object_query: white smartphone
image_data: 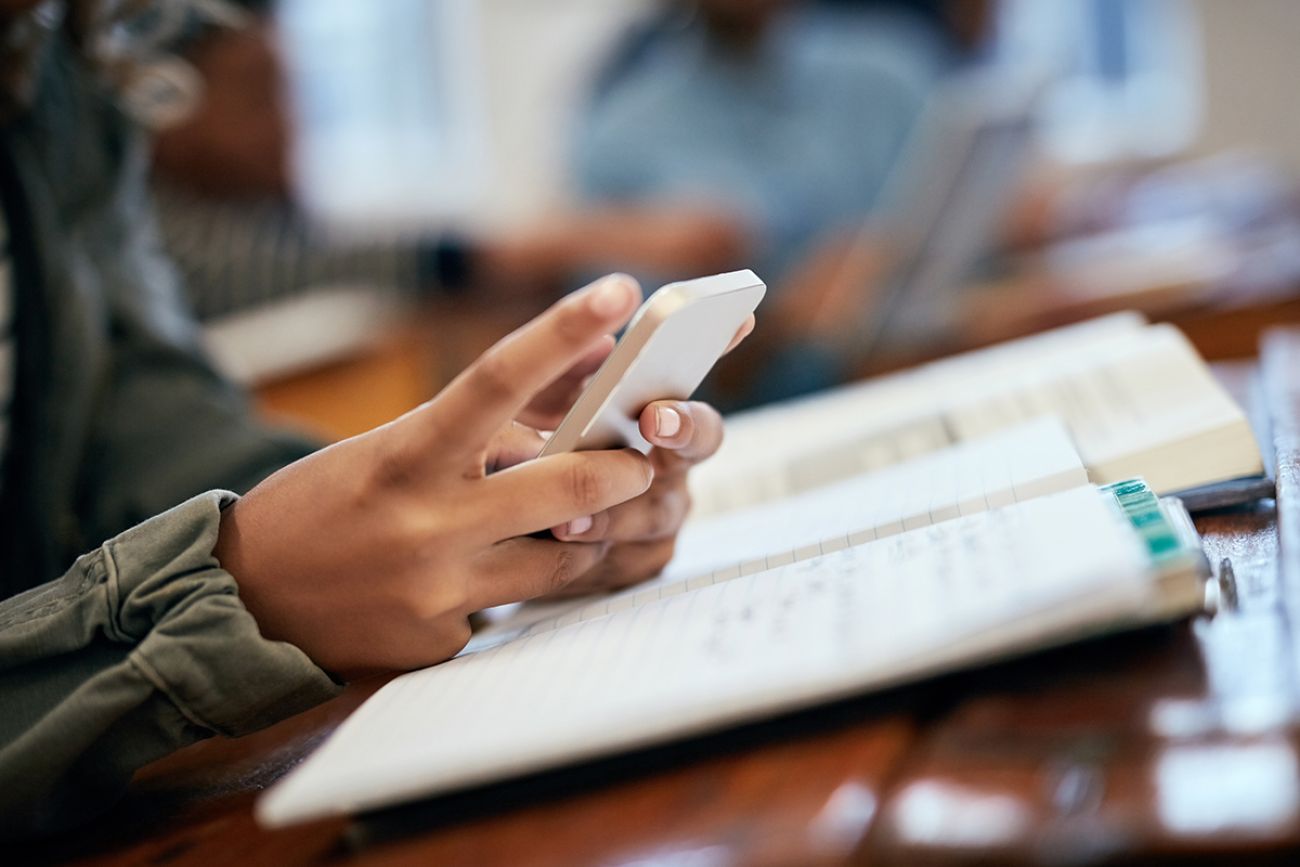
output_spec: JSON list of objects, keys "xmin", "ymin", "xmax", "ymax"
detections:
[{"xmin": 538, "ymin": 270, "xmax": 766, "ymax": 456}]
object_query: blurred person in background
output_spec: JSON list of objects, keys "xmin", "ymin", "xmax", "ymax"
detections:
[
  {"xmin": 149, "ymin": 4, "xmax": 748, "ymax": 323},
  {"xmin": 0, "ymin": 0, "xmax": 749, "ymax": 836},
  {"xmin": 573, "ymin": 0, "xmax": 992, "ymax": 405}
]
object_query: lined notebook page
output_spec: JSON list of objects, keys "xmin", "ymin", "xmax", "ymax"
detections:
[
  {"xmin": 692, "ymin": 322, "xmax": 1257, "ymax": 516},
  {"xmin": 259, "ymin": 486, "xmax": 1163, "ymax": 827},
  {"xmin": 469, "ymin": 418, "xmax": 1086, "ymax": 651}
]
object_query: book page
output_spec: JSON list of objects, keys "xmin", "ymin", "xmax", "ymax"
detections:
[
  {"xmin": 259, "ymin": 485, "xmax": 1173, "ymax": 828},
  {"xmin": 691, "ymin": 321, "xmax": 1260, "ymax": 516},
  {"xmin": 689, "ymin": 312, "xmax": 1147, "ymax": 515},
  {"xmin": 469, "ymin": 418, "xmax": 1087, "ymax": 652}
]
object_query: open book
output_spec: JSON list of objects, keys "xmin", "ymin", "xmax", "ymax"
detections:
[
  {"xmin": 688, "ymin": 313, "xmax": 1266, "ymax": 517},
  {"xmin": 259, "ymin": 469, "xmax": 1208, "ymax": 827}
]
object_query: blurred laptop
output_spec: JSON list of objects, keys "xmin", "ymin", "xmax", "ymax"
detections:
[{"xmin": 841, "ymin": 68, "xmax": 1044, "ymax": 370}]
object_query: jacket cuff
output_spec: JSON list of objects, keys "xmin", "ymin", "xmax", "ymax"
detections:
[{"xmin": 103, "ymin": 490, "xmax": 341, "ymax": 737}]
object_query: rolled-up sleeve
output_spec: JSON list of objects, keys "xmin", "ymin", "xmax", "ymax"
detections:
[{"xmin": 0, "ymin": 490, "xmax": 341, "ymax": 838}]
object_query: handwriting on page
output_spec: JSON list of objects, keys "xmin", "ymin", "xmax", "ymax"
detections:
[
  {"xmin": 271, "ymin": 486, "xmax": 1151, "ymax": 825},
  {"xmin": 466, "ymin": 420, "xmax": 1087, "ymax": 654}
]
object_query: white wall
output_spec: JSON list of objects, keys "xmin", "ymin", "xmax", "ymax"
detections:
[
  {"xmin": 1190, "ymin": 0, "xmax": 1300, "ymax": 176},
  {"xmin": 474, "ymin": 0, "xmax": 653, "ymax": 227}
]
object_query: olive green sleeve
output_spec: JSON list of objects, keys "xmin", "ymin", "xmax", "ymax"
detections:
[{"xmin": 0, "ymin": 490, "xmax": 342, "ymax": 838}]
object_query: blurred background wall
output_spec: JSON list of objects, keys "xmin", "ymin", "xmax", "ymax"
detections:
[
  {"xmin": 1191, "ymin": 0, "xmax": 1300, "ymax": 176},
  {"xmin": 473, "ymin": 0, "xmax": 1300, "ymax": 230},
  {"xmin": 212, "ymin": 0, "xmax": 1300, "ymax": 433},
  {"xmin": 475, "ymin": 0, "xmax": 653, "ymax": 227}
]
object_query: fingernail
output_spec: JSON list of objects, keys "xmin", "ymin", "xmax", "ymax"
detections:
[
  {"xmin": 566, "ymin": 515, "xmax": 593, "ymax": 537},
  {"xmin": 588, "ymin": 276, "xmax": 634, "ymax": 317},
  {"xmin": 656, "ymin": 405, "xmax": 681, "ymax": 438}
]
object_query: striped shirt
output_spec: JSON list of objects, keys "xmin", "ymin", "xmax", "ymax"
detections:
[{"xmin": 151, "ymin": 182, "xmax": 431, "ymax": 321}]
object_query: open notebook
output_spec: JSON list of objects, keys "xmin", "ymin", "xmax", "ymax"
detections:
[
  {"xmin": 688, "ymin": 313, "xmax": 1266, "ymax": 517},
  {"xmin": 467, "ymin": 417, "xmax": 1087, "ymax": 651},
  {"xmin": 257, "ymin": 315, "xmax": 1239, "ymax": 827},
  {"xmin": 259, "ymin": 471, "xmax": 1209, "ymax": 827}
]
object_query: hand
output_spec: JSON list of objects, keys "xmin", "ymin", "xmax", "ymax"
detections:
[
  {"xmin": 215, "ymin": 275, "xmax": 659, "ymax": 677},
  {"xmin": 544, "ymin": 398, "xmax": 731, "ymax": 596},
  {"xmin": 493, "ymin": 318, "xmax": 755, "ymax": 598}
]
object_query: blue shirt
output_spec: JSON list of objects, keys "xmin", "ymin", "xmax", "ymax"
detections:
[{"xmin": 573, "ymin": 8, "xmax": 945, "ymax": 288}]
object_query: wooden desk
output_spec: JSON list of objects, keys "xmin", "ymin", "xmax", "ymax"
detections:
[
  {"xmin": 21, "ymin": 332, "xmax": 1300, "ymax": 867},
  {"xmin": 251, "ymin": 297, "xmax": 546, "ymax": 441}
]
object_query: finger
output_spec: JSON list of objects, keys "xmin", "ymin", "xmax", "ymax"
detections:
[
  {"xmin": 554, "ymin": 482, "xmax": 689, "ymax": 543},
  {"xmin": 550, "ymin": 507, "xmax": 610, "ymax": 543},
  {"xmin": 516, "ymin": 335, "xmax": 616, "ymax": 430},
  {"xmin": 470, "ymin": 448, "xmax": 653, "ymax": 542},
  {"xmin": 426, "ymin": 274, "xmax": 641, "ymax": 457},
  {"xmin": 486, "ymin": 421, "xmax": 547, "ymax": 474},
  {"xmin": 723, "ymin": 313, "xmax": 756, "ymax": 355},
  {"xmin": 470, "ymin": 537, "xmax": 610, "ymax": 609},
  {"xmin": 542, "ymin": 537, "xmax": 677, "ymax": 598},
  {"xmin": 638, "ymin": 400, "xmax": 725, "ymax": 466}
]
